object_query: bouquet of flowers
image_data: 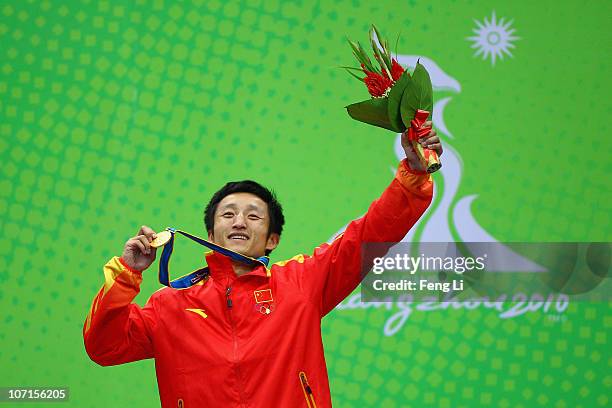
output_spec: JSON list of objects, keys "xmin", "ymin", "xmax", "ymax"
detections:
[{"xmin": 343, "ymin": 25, "xmax": 441, "ymax": 173}]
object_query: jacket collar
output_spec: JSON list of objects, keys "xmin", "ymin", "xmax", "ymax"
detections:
[{"xmin": 205, "ymin": 251, "xmax": 270, "ymax": 280}]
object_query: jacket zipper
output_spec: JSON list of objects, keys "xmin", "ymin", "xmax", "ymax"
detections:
[
  {"xmin": 227, "ymin": 285, "xmax": 247, "ymax": 406},
  {"xmin": 299, "ymin": 371, "xmax": 317, "ymax": 408}
]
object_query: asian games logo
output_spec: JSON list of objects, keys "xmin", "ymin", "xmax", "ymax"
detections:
[{"xmin": 331, "ymin": 27, "xmax": 569, "ymax": 335}]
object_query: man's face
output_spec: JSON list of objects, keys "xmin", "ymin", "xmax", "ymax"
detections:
[{"xmin": 208, "ymin": 192, "xmax": 279, "ymax": 259}]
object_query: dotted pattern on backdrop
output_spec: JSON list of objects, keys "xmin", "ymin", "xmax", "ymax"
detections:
[{"xmin": 0, "ymin": 1, "xmax": 610, "ymax": 407}]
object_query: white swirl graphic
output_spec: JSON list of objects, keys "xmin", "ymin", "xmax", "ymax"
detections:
[{"xmin": 331, "ymin": 53, "xmax": 557, "ymax": 334}]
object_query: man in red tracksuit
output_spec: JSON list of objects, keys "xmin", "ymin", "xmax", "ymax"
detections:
[{"xmin": 83, "ymin": 126, "xmax": 442, "ymax": 407}]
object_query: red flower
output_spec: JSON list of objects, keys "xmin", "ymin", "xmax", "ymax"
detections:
[
  {"xmin": 362, "ymin": 64, "xmax": 392, "ymax": 97},
  {"xmin": 391, "ymin": 59, "xmax": 405, "ymax": 81}
]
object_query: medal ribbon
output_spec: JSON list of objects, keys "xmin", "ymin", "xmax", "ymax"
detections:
[{"xmin": 158, "ymin": 228, "xmax": 270, "ymax": 289}]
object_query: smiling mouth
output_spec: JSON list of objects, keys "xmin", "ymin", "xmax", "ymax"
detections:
[{"xmin": 228, "ymin": 233, "xmax": 249, "ymax": 241}]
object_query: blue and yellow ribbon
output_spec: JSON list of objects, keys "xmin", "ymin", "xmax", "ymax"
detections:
[{"xmin": 158, "ymin": 228, "xmax": 270, "ymax": 289}]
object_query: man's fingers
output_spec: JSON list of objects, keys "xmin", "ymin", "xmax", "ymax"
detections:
[
  {"xmin": 421, "ymin": 135, "xmax": 439, "ymax": 146},
  {"xmin": 426, "ymin": 143, "xmax": 443, "ymax": 155},
  {"xmin": 405, "ymin": 124, "xmax": 443, "ymax": 158},
  {"xmin": 400, "ymin": 129, "xmax": 410, "ymax": 149},
  {"xmin": 138, "ymin": 225, "xmax": 157, "ymax": 241},
  {"xmin": 130, "ymin": 238, "xmax": 148, "ymax": 255},
  {"xmin": 135, "ymin": 235, "xmax": 152, "ymax": 254},
  {"xmin": 416, "ymin": 130, "xmax": 443, "ymax": 155},
  {"xmin": 419, "ymin": 130, "xmax": 438, "ymax": 146}
]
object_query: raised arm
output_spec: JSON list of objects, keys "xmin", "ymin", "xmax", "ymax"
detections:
[
  {"xmin": 83, "ymin": 226, "xmax": 159, "ymax": 366},
  {"xmin": 287, "ymin": 124, "xmax": 440, "ymax": 316}
]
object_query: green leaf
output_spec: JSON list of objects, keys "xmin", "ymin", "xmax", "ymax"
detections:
[
  {"xmin": 371, "ymin": 25, "xmax": 392, "ymax": 73},
  {"xmin": 339, "ymin": 65, "xmax": 363, "ymax": 72},
  {"xmin": 346, "ymin": 97, "xmax": 396, "ymax": 132},
  {"xmin": 343, "ymin": 67, "xmax": 364, "ymax": 81},
  {"xmin": 371, "ymin": 41, "xmax": 392, "ymax": 79},
  {"xmin": 412, "ymin": 61, "xmax": 434, "ymax": 112},
  {"xmin": 348, "ymin": 43, "xmax": 362, "ymax": 63},
  {"xmin": 372, "ymin": 25, "xmax": 386, "ymax": 50},
  {"xmin": 380, "ymin": 48, "xmax": 392, "ymax": 74},
  {"xmin": 394, "ymin": 32, "xmax": 401, "ymax": 60},
  {"xmin": 387, "ymin": 71, "xmax": 412, "ymax": 132},
  {"xmin": 357, "ymin": 41, "xmax": 376, "ymax": 72},
  {"xmin": 400, "ymin": 62, "xmax": 433, "ymax": 127},
  {"xmin": 348, "ymin": 39, "xmax": 372, "ymax": 71}
]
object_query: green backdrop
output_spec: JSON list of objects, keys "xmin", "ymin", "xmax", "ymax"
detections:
[{"xmin": 1, "ymin": 0, "xmax": 610, "ymax": 406}]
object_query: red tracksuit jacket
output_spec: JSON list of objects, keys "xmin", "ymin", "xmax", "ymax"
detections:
[{"xmin": 83, "ymin": 160, "xmax": 433, "ymax": 407}]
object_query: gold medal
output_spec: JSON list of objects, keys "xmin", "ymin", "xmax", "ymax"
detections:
[{"xmin": 150, "ymin": 230, "xmax": 172, "ymax": 248}]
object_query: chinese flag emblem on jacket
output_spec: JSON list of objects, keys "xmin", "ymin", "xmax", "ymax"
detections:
[{"xmin": 254, "ymin": 289, "xmax": 273, "ymax": 303}]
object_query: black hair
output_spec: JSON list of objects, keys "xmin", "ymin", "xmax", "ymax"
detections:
[{"xmin": 204, "ymin": 180, "xmax": 285, "ymax": 255}]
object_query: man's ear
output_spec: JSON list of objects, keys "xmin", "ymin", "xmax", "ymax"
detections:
[
  {"xmin": 265, "ymin": 233, "xmax": 280, "ymax": 252},
  {"xmin": 208, "ymin": 231, "xmax": 214, "ymax": 241}
]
